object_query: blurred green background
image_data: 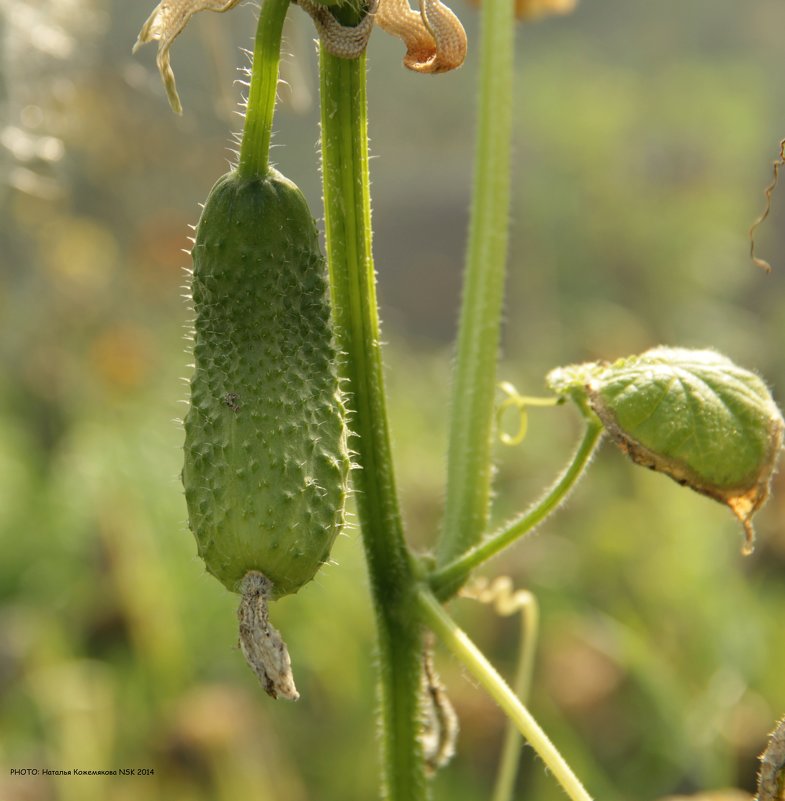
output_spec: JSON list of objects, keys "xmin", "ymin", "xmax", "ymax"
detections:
[{"xmin": 1, "ymin": 1, "xmax": 785, "ymax": 800}]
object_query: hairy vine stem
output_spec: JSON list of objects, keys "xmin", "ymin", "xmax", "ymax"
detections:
[
  {"xmin": 438, "ymin": 0, "xmax": 516, "ymax": 570},
  {"xmin": 319, "ymin": 37, "xmax": 426, "ymax": 801},
  {"xmin": 432, "ymin": 421, "xmax": 604, "ymax": 598},
  {"xmin": 417, "ymin": 588, "xmax": 594, "ymax": 801},
  {"xmin": 237, "ymin": 0, "xmax": 290, "ymax": 178}
]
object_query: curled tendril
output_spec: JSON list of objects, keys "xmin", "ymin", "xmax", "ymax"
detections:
[
  {"xmin": 496, "ymin": 381, "xmax": 562, "ymax": 447},
  {"xmin": 461, "ymin": 576, "xmax": 540, "ymax": 801},
  {"xmin": 461, "ymin": 575, "xmax": 536, "ymax": 618},
  {"xmin": 497, "ymin": 382, "xmax": 530, "ymax": 446},
  {"xmin": 749, "ymin": 138, "xmax": 785, "ymax": 273}
]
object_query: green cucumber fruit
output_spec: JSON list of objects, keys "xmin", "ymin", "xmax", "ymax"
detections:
[{"xmin": 183, "ymin": 168, "xmax": 350, "ymax": 600}]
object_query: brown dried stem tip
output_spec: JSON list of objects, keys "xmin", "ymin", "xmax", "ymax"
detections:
[{"xmin": 238, "ymin": 572, "xmax": 299, "ymax": 701}]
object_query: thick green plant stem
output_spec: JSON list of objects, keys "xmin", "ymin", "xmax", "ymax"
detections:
[
  {"xmin": 417, "ymin": 589, "xmax": 594, "ymax": 801},
  {"xmin": 319, "ymin": 48, "xmax": 426, "ymax": 801},
  {"xmin": 237, "ymin": 0, "xmax": 290, "ymax": 178},
  {"xmin": 432, "ymin": 421, "xmax": 604, "ymax": 598},
  {"xmin": 438, "ymin": 0, "xmax": 516, "ymax": 568}
]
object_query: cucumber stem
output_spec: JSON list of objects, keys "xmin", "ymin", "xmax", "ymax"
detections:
[
  {"xmin": 238, "ymin": 0, "xmax": 290, "ymax": 179},
  {"xmin": 490, "ymin": 588, "xmax": 539, "ymax": 801},
  {"xmin": 437, "ymin": 0, "xmax": 516, "ymax": 569},
  {"xmin": 417, "ymin": 588, "xmax": 594, "ymax": 801},
  {"xmin": 431, "ymin": 421, "xmax": 604, "ymax": 598},
  {"xmin": 319, "ymin": 48, "xmax": 426, "ymax": 801}
]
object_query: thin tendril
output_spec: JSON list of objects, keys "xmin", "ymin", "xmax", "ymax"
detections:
[{"xmin": 749, "ymin": 138, "xmax": 785, "ymax": 273}]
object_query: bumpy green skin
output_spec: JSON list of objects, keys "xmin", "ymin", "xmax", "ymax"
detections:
[{"xmin": 183, "ymin": 169, "xmax": 350, "ymax": 599}]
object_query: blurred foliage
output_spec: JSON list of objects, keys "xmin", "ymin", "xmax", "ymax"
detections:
[{"xmin": 1, "ymin": 1, "xmax": 785, "ymax": 800}]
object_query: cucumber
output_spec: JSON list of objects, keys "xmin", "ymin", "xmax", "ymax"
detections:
[{"xmin": 183, "ymin": 168, "xmax": 350, "ymax": 602}]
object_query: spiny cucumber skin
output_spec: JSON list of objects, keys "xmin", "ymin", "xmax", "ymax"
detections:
[{"xmin": 183, "ymin": 169, "xmax": 350, "ymax": 600}]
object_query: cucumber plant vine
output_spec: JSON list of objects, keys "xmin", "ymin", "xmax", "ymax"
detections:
[{"xmin": 134, "ymin": 1, "xmax": 785, "ymax": 799}]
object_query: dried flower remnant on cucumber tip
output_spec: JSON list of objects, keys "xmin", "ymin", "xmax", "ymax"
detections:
[
  {"xmin": 238, "ymin": 572, "xmax": 299, "ymax": 701},
  {"xmin": 547, "ymin": 347, "xmax": 784, "ymax": 553}
]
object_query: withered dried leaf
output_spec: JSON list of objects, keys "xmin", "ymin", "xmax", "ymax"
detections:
[{"xmin": 134, "ymin": 0, "xmax": 242, "ymax": 114}]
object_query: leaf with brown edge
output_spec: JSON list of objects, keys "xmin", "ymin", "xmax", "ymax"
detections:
[
  {"xmin": 547, "ymin": 347, "xmax": 784, "ymax": 553},
  {"xmin": 758, "ymin": 717, "xmax": 785, "ymax": 801}
]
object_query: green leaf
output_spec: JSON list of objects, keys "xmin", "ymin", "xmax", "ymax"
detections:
[{"xmin": 547, "ymin": 347, "xmax": 784, "ymax": 552}]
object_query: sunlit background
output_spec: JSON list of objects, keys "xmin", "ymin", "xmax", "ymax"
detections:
[{"xmin": 1, "ymin": 1, "xmax": 785, "ymax": 800}]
